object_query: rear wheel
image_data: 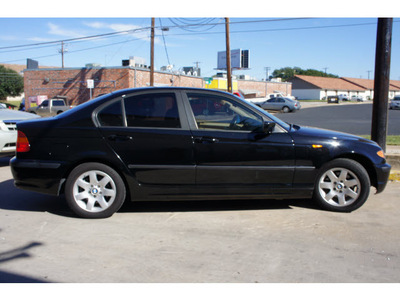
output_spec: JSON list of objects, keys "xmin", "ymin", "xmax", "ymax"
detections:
[
  {"xmin": 65, "ymin": 163, "xmax": 126, "ymax": 218},
  {"xmin": 282, "ymin": 106, "xmax": 290, "ymax": 113},
  {"xmin": 313, "ymin": 158, "xmax": 370, "ymax": 212}
]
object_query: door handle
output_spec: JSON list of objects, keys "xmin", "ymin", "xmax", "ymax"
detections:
[
  {"xmin": 108, "ymin": 134, "xmax": 133, "ymax": 141},
  {"xmin": 194, "ymin": 137, "xmax": 219, "ymax": 144}
]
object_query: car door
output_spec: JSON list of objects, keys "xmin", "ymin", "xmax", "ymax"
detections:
[
  {"xmin": 96, "ymin": 91, "xmax": 195, "ymax": 187},
  {"xmin": 182, "ymin": 91, "xmax": 295, "ymax": 193},
  {"xmin": 36, "ymin": 100, "xmax": 50, "ymax": 117}
]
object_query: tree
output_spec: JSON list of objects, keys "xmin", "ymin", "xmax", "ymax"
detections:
[
  {"xmin": 271, "ymin": 67, "xmax": 339, "ymax": 82},
  {"xmin": 0, "ymin": 65, "xmax": 24, "ymax": 100}
]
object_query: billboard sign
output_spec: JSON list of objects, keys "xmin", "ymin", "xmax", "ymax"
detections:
[{"xmin": 217, "ymin": 49, "xmax": 249, "ymax": 70}]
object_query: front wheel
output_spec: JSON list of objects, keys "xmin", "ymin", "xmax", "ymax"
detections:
[
  {"xmin": 65, "ymin": 163, "xmax": 126, "ymax": 218},
  {"xmin": 313, "ymin": 158, "xmax": 370, "ymax": 212}
]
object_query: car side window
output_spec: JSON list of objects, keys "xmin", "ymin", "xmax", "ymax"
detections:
[
  {"xmin": 187, "ymin": 93, "xmax": 263, "ymax": 132},
  {"xmin": 53, "ymin": 100, "xmax": 64, "ymax": 106},
  {"xmin": 98, "ymin": 100, "xmax": 124, "ymax": 127},
  {"xmin": 124, "ymin": 93, "xmax": 181, "ymax": 128}
]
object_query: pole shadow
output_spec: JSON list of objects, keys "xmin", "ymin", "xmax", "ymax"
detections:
[{"xmin": 0, "ymin": 242, "xmax": 50, "ymax": 283}]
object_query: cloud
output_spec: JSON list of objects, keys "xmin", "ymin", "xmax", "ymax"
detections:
[
  {"xmin": 47, "ymin": 22, "xmax": 84, "ymax": 38},
  {"xmin": 83, "ymin": 21, "xmax": 160, "ymax": 44}
]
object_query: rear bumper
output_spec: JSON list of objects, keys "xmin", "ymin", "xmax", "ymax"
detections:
[
  {"xmin": 10, "ymin": 157, "xmax": 65, "ymax": 195},
  {"xmin": 374, "ymin": 162, "xmax": 391, "ymax": 193}
]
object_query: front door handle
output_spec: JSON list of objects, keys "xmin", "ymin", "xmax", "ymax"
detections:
[
  {"xmin": 108, "ymin": 134, "xmax": 133, "ymax": 141},
  {"xmin": 194, "ymin": 137, "xmax": 219, "ymax": 144}
]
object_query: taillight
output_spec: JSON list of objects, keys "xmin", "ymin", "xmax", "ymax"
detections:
[{"xmin": 16, "ymin": 131, "xmax": 30, "ymax": 152}]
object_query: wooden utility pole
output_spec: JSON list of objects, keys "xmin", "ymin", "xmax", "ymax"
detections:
[
  {"xmin": 225, "ymin": 18, "xmax": 232, "ymax": 93},
  {"xmin": 59, "ymin": 41, "xmax": 67, "ymax": 68},
  {"xmin": 150, "ymin": 18, "xmax": 155, "ymax": 87},
  {"xmin": 371, "ymin": 18, "xmax": 393, "ymax": 152}
]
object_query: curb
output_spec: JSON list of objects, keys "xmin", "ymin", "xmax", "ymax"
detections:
[
  {"xmin": 387, "ymin": 154, "xmax": 400, "ymax": 181},
  {"xmin": 389, "ymin": 172, "xmax": 400, "ymax": 181}
]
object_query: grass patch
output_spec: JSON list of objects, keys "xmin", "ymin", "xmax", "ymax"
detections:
[{"xmin": 359, "ymin": 135, "xmax": 400, "ymax": 146}]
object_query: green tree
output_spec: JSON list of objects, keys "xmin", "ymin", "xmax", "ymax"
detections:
[
  {"xmin": 0, "ymin": 65, "xmax": 24, "ymax": 100},
  {"xmin": 271, "ymin": 67, "xmax": 339, "ymax": 82}
]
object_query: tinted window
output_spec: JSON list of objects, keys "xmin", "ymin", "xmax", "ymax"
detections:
[
  {"xmin": 188, "ymin": 93, "xmax": 263, "ymax": 132},
  {"xmin": 124, "ymin": 93, "xmax": 181, "ymax": 128},
  {"xmin": 52, "ymin": 100, "xmax": 65, "ymax": 106},
  {"xmin": 41, "ymin": 100, "xmax": 49, "ymax": 107},
  {"xmin": 98, "ymin": 100, "xmax": 124, "ymax": 127}
]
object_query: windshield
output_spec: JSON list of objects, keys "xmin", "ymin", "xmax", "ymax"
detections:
[{"xmin": 246, "ymin": 100, "xmax": 291, "ymax": 131}]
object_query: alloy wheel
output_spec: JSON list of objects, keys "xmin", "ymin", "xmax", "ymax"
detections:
[
  {"xmin": 72, "ymin": 170, "xmax": 117, "ymax": 213},
  {"xmin": 318, "ymin": 167, "xmax": 361, "ymax": 207}
]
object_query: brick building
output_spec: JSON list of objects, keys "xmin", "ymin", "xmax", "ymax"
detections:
[{"xmin": 23, "ymin": 66, "xmax": 292, "ymax": 106}]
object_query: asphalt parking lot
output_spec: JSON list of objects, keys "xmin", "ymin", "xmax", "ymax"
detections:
[{"xmin": 0, "ymin": 157, "xmax": 399, "ymax": 283}]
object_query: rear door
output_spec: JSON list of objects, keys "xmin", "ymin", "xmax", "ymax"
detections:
[{"xmin": 96, "ymin": 90, "xmax": 195, "ymax": 187}]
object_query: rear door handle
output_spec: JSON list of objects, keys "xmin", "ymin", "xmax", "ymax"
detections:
[
  {"xmin": 194, "ymin": 137, "xmax": 219, "ymax": 144},
  {"xmin": 108, "ymin": 134, "xmax": 133, "ymax": 141}
]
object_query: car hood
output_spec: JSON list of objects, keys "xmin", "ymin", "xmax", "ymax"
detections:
[
  {"xmin": 291, "ymin": 124, "xmax": 376, "ymax": 144},
  {"xmin": 0, "ymin": 109, "xmax": 41, "ymax": 121}
]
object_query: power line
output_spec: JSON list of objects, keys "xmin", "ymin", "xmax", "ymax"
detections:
[
  {"xmin": 2, "ymin": 18, "xmax": 398, "ymax": 66},
  {"xmin": 159, "ymin": 18, "xmax": 171, "ymax": 66},
  {"xmin": 0, "ymin": 18, "xmax": 308, "ymax": 51}
]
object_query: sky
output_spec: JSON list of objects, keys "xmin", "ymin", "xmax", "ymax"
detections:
[{"xmin": 1, "ymin": 1, "xmax": 400, "ymax": 81}]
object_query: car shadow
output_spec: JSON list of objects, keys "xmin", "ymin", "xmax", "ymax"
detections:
[
  {"xmin": 0, "ymin": 178, "xmax": 321, "ymax": 218},
  {"xmin": 119, "ymin": 196, "xmax": 320, "ymax": 214},
  {"xmin": 0, "ymin": 157, "xmax": 11, "ymax": 168},
  {"xmin": 0, "ymin": 179, "xmax": 75, "ymax": 218}
]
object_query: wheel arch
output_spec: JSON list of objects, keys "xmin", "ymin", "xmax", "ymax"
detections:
[
  {"xmin": 58, "ymin": 157, "xmax": 132, "ymax": 201},
  {"xmin": 334, "ymin": 153, "xmax": 377, "ymax": 189}
]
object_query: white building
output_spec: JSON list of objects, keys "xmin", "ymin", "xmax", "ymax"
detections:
[{"xmin": 290, "ymin": 75, "xmax": 400, "ymax": 100}]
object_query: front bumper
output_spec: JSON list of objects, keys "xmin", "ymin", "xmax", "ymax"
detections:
[{"xmin": 374, "ymin": 162, "xmax": 391, "ymax": 193}]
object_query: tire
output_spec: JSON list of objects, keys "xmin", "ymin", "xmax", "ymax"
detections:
[
  {"xmin": 282, "ymin": 106, "xmax": 290, "ymax": 113},
  {"xmin": 313, "ymin": 158, "xmax": 370, "ymax": 212},
  {"xmin": 65, "ymin": 163, "xmax": 126, "ymax": 218}
]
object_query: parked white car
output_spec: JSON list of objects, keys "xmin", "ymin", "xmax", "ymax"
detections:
[
  {"xmin": 351, "ymin": 95, "xmax": 366, "ymax": 102},
  {"xmin": 390, "ymin": 96, "xmax": 400, "ymax": 110},
  {"xmin": 0, "ymin": 106, "xmax": 40, "ymax": 157}
]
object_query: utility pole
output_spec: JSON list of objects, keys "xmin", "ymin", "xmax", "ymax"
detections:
[
  {"xmin": 225, "ymin": 18, "xmax": 232, "ymax": 93},
  {"xmin": 371, "ymin": 18, "xmax": 393, "ymax": 152},
  {"xmin": 59, "ymin": 41, "xmax": 67, "ymax": 68},
  {"xmin": 323, "ymin": 67, "xmax": 328, "ymax": 75},
  {"xmin": 150, "ymin": 18, "xmax": 155, "ymax": 87},
  {"xmin": 367, "ymin": 70, "xmax": 372, "ymax": 80},
  {"xmin": 265, "ymin": 67, "xmax": 270, "ymax": 81}
]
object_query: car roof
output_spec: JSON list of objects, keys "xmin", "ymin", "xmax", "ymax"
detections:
[{"xmin": 108, "ymin": 87, "xmax": 234, "ymax": 98}]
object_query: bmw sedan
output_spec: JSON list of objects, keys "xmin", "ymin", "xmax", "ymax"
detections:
[
  {"xmin": 11, "ymin": 87, "xmax": 391, "ymax": 218},
  {"xmin": 259, "ymin": 97, "xmax": 301, "ymax": 113}
]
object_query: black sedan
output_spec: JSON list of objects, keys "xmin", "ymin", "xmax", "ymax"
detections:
[{"xmin": 11, "ymin": 87, "xmax": 391, "ymax": 218}]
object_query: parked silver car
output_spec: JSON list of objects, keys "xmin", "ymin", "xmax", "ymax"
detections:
[
  {"xmin": 259, "ymin": 97, "xmax": 301, "ymax": 113},
  {"xmin": 0, "ymin": 106, "xmax": 40, "ymax": 157},
  {"xmin": 389, "ymin": 96, "xmax": 400, "ymax": 110}
]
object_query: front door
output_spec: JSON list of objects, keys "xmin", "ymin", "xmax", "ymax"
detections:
[{"xmin": 184, "ymin": 92, "xmax": 295, "ymax": 193}]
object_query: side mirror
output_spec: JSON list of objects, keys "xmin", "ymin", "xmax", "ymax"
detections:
[{"xmin": 263, "ymin": 121, "xmax": 275, "ymax": 134}]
